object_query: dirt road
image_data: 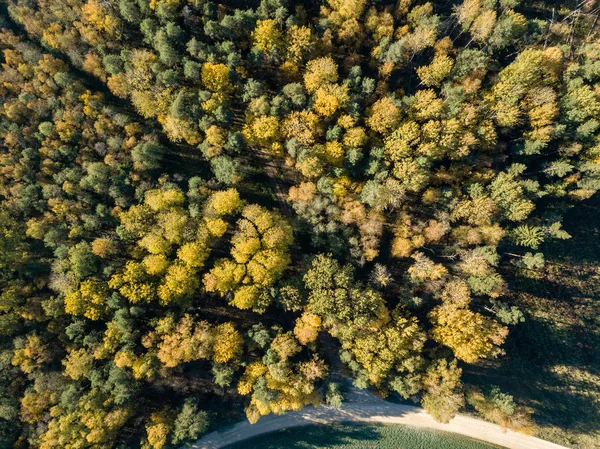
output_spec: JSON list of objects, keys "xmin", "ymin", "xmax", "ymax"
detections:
[{"xmin": 187, "ymin": 387, "xmax": 567, "ymax": 449}]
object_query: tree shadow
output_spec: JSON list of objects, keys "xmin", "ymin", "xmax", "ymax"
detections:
[
  {"xmin": 466, "ymin": 195, "xmax": 600, "ymax": 440},
  {"xmin": 226, "ymin": 423, "xmax": 381, "ymax": 449}
]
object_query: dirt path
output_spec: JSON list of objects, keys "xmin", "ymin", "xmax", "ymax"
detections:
[{"xmin": 187, "ymin": 387, "xmax": 567, "ymax": 449}]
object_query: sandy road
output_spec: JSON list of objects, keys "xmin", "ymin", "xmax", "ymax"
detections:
[{"xmin": 187, "ymin": 387, "xmax": 567, "ymax": 449}]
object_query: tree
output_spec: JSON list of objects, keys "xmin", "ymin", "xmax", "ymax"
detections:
[
  {"xmin": 304, "ymin": 57, "xmax": 338, "ymax": 93},
  {"xmin": 313, "ymin": 84, "xmax": 349, "ymax": 117},
  {"xmin": 3, "ymin": 2, "xmax": 600, "ymax": 445},
  {"xmin": 467, "ymin": 386, "xmax": 535, "ymax": 433},
  {"xmin": 204, "ymin": 205, "xmax": 292, "ymax": 311},
  {"xmin": 201, "ymin": 62, "xmax": 232, "ymax": 93},
  {"xmin": 171, "ymin": 399, "xmax": 209, "ymax": 444},
  {"xmin": 417, "ymin": 55, "xmax": 454, "ymax": 87},
  {"xmin": 366, "ymin": 97, "xmax": 401, "ymax": 134},
  {"xmin": 205, "ymin": 188, "xmax": 244, "ymax": 217},
  {"xmin": 421, "ymin": 359, "xmax": 464, "ymax": 423},
  {"xmin": 321, "ymin": 0, "xmax": 367, "ymax": 45},
  {"xmin": 303, "ymin": 254, "xmax": 388, "ymax": 335},
  {"xmin": 294, "ymin": 312, "xmax": 321, "ymax": 345},
  {"xmin": 211, "ymin": 156, "xmax": 241, "ymax": 185},
  {"xmin": 408, "ymin": 252, "xmax": 448, "ymax": 283},
  {"xmin": 213, "ymin": 323, "xmax": 243, "ymax": 364},
  {"xmin": 429, "ymin": 280, "xmax": 508, "ymax": 363},
  {"xmin": 145, "ymin": 409, "xmax": 173, "ymax": 449},
  {"xmin": 62, "ymin": 348, "xmax": 94, "ymax": 380},
  {"xmin": 68, "ymin": 242, "xmax": 99, "ymax": 280},
  {"xmin": 252, "ymin": 20, "xmax": 283, "ymax": 56},
  {"xmin": 155, "ymin": 315, "xmax": 214, "ymax": 367},
  {"xmin": 325, "ymin": 382, "xmax": 344, "ymax": 408},
  {"xmin": 12, "ymin": 333, "xmax": 51, "ymax": 374},
  {"xmin": 157, "ymin": 262, "xmax": 200, "ymax": 305},
  {"xmin": 64, "ymin": 279, "xmax": 109, "ymax": 320}
]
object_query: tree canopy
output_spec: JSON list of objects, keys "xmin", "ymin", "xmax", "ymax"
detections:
[{"xmin": 1, "ymin": 0, "xmax": 600, "ymax": 446}]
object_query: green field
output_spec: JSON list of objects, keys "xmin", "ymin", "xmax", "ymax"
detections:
[{"xmin": 225, "ymin": 423, "xmax": 504, "ymax": 449}]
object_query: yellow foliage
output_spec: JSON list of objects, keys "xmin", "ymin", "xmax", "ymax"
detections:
[
  {"xmin": 145, "ymin": 188, "xmax": 185, "ymax": 212},
  {"xmin": 367, "ymin": 97, "xmax": 401, "ymax": 134},
  {"xmin": 109, "ymin": 261, "xmax": 155, "ymax": 304},
  {"xmin": 206, "ymin": 189, "xmax": 243, "ymax": 216},
  {"xmin": 20, "ymin": 390, "xmax": 55, "ymax": 424},
  {"xmin": 204, "ymin": 217, "xmax": 228, "ymax": 237},
  {"xmin": 271, "ymin": 332, "xmax": 301, "ymax": 360},
  {"xmin": 343, "ymin": 127, "xmax": 368, "ymax": 147},
  {"xmin": 62, "ymin": 348, "xmax": 94, "ymax": 380},
  {"xmin": 201, "ymin": 62, "xmax": 231, "ymax": 93},
  {"xmin": 412, "ymin": 89, "xmax": 443, "ymax": 120},
  {"xmin": 296, "ymin": 155, "xmax": 323, "ymax": 179},
  {"xmin": 470, "ymin": 9, "xmax": 496, "ymax": 42},
  {"xmin": 203, "ymin": 259, "xmax": 246, "ymax": 294},
  {"xmin": 337, "ymin": 114, "xmax": 355, "ymax": 128},
  {"xmin": 81, "ymin": 0, "xmax": 121, "ymax": 36},
  {"xmin": 365, "ymin": 7, "xmax": 394, "ymax": 41},
  {"xmin": 281, "ymin": 110, "xmax": 321, "ymax": 146},
  {"xmin": 149, "ymin": 0, "xmax": 183, "ymax": 9},
  {"xmin": 41, "ymin": 23, "xmax": 64, "ymax": 49},
  {"xmin": 11, "ymin": 334, "xmax": 50, "ymax": 374},
  {"xmin": 159, "ymin": 210, "xmax": 189, "ymax": 244},
  {"xmin": 313, "ymin": 84, "xmax": 349, "ymax": 116},
  {"xmin": 145, "ymin": 412, "xmax": 172, "ymax": 449},
  {"xmin": 157, "ymin": 263, "xmax": 199, "ymax": 305},
  {"xmin": 285, "ymin": 25, "xmax": 313, "ymax": 65},
  {"xmin": 64, "ymin": 279, "xmax": 109, "ymax": 320},
  {"xmin": 231, "ymin": 285, "xmax": 260, "ymax": 309},
  {"xmin": 324, "ymin": 140, "xmax": 345, "ymax": 165},
  {"xmin": 114, "ymin": 350, "xmax": 136, "ymax": 369},
  {"xmin": 246, "ymin": 115, "xmax": 280, "ymax": 145},
  {"xmin": 391, "ymin": 236, "xmax": 414, "ymax": 258},
  {"xmin": 294, "ymin": 312, "xmax": 322, "ymax": 345},
  {"xmin": 238, "ymin": 361, "xmax": 267, "ymax": 395},
  {"xmin": 177, "ymin": 241, "xmax": 209, "ymax": 268},
  {"xmin": 417, "ymin": 55, "xmax": 454, "ymax": 87},
  {"xmin": 213, "ymin": 323, "xmax": 243, "ymax": 363},
  {"xmin": 91, "ymin": 237, "xmax": 116, "ymax": 258},
  {"xmin": 159, "ymin": 115, "xmax": 201, "ymax": 145},
  {"xmin": 288, "ymin": 182, "xmax": 317, "ymax": 203},
  {"xmin": 304, "ymin": 57, "xmax": 338, "ymax": 93},
  {"xmin": 430, "ymin": 302, "xmax": 508, "ymax": 363},
  {"xmin": 156, "ymin": 315, "xmax": 213, "ymax": 367},
  {"xmin": 408, "ymin": 252, "xmax": 448, "ymax": 281},
  {"xmin": 139, "ymin": 232, "xmax": 171, "ymax": 255},
  {"xmin": 252, "ymin": 20, "xmax": 283, "ymax": 53}
]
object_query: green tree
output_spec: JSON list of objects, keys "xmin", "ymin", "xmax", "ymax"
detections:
[
  {"xmin": 421, "ymin": 359, "xmax": 464, "ymax": 423},
  {"xmin": 171, "ymin": 399, "xmax": 210, "ymax": 444}
]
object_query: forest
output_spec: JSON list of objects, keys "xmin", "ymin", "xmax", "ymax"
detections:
[{"xmin": 0, "ymin": 0, "xmax": 599, "ymax": 447}]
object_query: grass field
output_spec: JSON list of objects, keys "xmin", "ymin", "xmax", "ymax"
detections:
[{"xmin": 225, "ymin": 423, "xmax": 504, "ymax": 449}]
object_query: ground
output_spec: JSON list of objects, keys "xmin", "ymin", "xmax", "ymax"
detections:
[
  {"xmin": 466, "ymin": 196, "xmax": 600, "ymax": 448},
  {"xmin": 225, "ymin": 423, "xmax": 504, "ymax": 449}
]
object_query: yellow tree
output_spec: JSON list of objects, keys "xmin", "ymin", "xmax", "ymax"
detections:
[
  {"xmin": 64, "ymin": 279, "xmax": 109, "ymax": 320},
  {"xmin": 252, "ymin": 19, "xmax": 284, "ymax": 56},
  {"xmin": 304, "ymin": 57, "xmax": 339, "ymax": 93},
  {"xmin": 429, "ymin": 280, "xmax": 508, "ymax": 363},
  {"xmin": 204, "ymin": 205, "xmax": 293, "ymax": 311},
  {"xmin": 213, "ymin": 322, "xmax": 243, "ymax": 363},
  {"xmin": 201, "ymin": 62, "xmax": 232, "ymax": 93},
  {"xmin": 366, "ymin": 97, "xmax": 401, "ymax": 134},
  {"xmin": 294, "ymin": 312, "xmax": 322, "ymax": 345},
  {"xmin": 155, "ymin": 315, "xmax": 214, "ymax": 367}
]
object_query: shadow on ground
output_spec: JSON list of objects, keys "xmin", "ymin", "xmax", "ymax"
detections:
[
  {"xmin": 223, "ymin": 422, "xmax": 504, "ymax": 449},
  {"xmin": 465, "ymin": 196, "xmax": 600, "ymax": 447}
]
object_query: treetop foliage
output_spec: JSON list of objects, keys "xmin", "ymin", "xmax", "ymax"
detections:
[{"xmin": 1, "ymin": 0, "xmax": 599, "ymax": 446}]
